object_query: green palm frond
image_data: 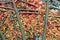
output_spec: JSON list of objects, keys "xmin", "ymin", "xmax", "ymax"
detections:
[{"xmin": 12, "ymin": 0, "xmax": 26, "ymax": 40}]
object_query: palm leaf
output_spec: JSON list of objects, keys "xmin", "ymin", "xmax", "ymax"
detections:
[
  {"xmin": 12, "ymin": 0, "xmax": 26, "ymax": 40},
  {"xmin": 42, "ymin": 0, "xmax": 49, "ymax": 40}
]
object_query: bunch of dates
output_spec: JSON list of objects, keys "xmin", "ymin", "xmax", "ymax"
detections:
[{"xmin": 0, "ymin": 0, "xmax": 60, "ymax": 40}]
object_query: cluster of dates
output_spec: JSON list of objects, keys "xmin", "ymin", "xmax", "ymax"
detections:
[{"xmin": 0, "ymin": 0, "xmax": 60, "ymax": 40}]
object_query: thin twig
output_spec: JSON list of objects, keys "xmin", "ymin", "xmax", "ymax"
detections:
[
  {"xmin": 20, "ymin": 12, "xmax": 38, "ymax": 14},
  {"xmin": 0, "ymin": 10, "xmax": 7, "ymax": 12},
  {"xmin": 0, "ymin": 6, "xmax": 38, "ymax": 12},
  {"xmin": 0, "ymin": 6, "xmax": 13, "ymax": 10},
  {"xmin": 48, "ymin": 15, "xmax": 60, "ymax": 18},
  {"xmin": 19, "ymin": 1, "xmax": 38, "ymax": 8},
  {"xmin": 0, "ymin": 1, "xmax": 12, "ymax": 4},
  {"xmin": 0, "ymin": 0, "xmax": 38, "ymax": 7}
]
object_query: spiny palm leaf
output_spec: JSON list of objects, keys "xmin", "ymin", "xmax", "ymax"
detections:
[
  {"xmin": 12, "ymin": 0, "xmax": 26, "ymax": 40},
  {"xmin": 42, "ymin": 0, "xmax": 49, "ymax": 40}
]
